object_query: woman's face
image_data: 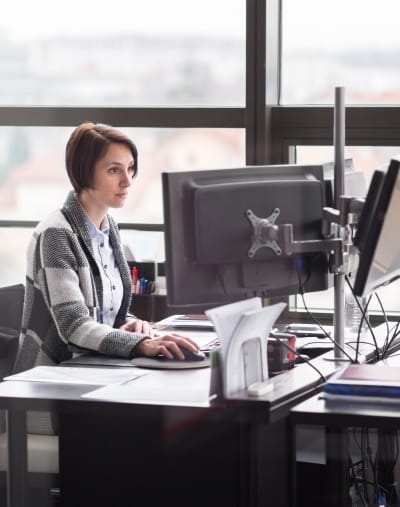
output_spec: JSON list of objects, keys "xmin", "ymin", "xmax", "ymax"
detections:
[{"xmin": 86, "ymin": 142, "xmax": 135, "ymax": 210}]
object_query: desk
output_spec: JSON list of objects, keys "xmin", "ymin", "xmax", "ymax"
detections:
[
  {"xmin": 290, "ymin": 391, "xmax": 400, "ymax": 507},
  {"xmin": 1, "ymin": 352, "xmax": 344, "ymax": 507}
]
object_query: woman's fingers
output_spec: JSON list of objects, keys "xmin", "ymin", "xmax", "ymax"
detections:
[
  {"xmin": 121, "ymin": 319, "xmax": 157, "ymax": 337},
  {"xmin": 164, "ymin": 332, "xmax": 200, "ymax": 349},
  {"xmin": 135, "ymin": 331, "xmax": 200, "ymax": 360}
]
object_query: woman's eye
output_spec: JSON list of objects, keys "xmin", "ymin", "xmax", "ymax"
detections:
[{"xmin": 109, "ymin": 167, "xmax": 118, "ymax": 174}]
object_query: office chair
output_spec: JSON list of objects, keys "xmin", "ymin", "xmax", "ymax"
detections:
[
  {"xmin": 0, "ymin": 283, "xmax": 25, "ymax": 431},
  {"xmin": 0, "ymin": 284, "xmax": 59, "ymax": 506}
]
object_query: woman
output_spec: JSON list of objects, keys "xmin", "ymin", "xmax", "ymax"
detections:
[{"xmin": 14, "ymin": 122, "xmax": 199, "ymax": 377}]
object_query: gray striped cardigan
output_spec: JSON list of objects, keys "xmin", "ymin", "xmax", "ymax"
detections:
[{"xmin": 14, "ymin": 191, "xmax": 147, "ymax": 373}]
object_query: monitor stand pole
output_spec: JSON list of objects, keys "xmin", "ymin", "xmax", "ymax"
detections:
[{"xmin": 332, "ymin": 87, "xmax": 347, "ymax": 361}]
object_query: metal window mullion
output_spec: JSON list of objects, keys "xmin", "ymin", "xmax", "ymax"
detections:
[
  {"xmin": 0, "ymin": 107, "xmax": 245, "ymax": 128},
  {"xmin": 245, "ymin": 0, "xmax": 267, "ymax": 165}
]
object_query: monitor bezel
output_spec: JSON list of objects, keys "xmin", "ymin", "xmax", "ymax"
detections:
[
  {"xmin": 162, "ymin": 164, "xmax": 330, "ymax": 309},
  {"xmin": 353, "ymin": 159, "xmax": 400, "ymax": 297},
  {"xmin": 353, "ymin": 169, "xmax": 385, "ymax": 252}
]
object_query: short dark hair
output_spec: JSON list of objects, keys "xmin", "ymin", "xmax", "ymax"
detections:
[{"xmin": 65, "ymin": 122, "xmax": 138, "ymax": 193}]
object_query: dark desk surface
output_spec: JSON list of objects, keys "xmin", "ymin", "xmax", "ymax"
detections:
[
  {"xmin": 0, "ymin": 347, "xmax": 354, "ymax": 507},
  {"xmin": 291, "ymin": 349, "xmax": 400, "ymax": 428},
  {"xmin": 228, "ymin": 351, "xmax": 348, "ymax": 423},
  {"xmin": 0, "ymin": 368, "xmax": 217, "ymax": 426},
  {"xmin": 2, "ymin": 361, "xmax": 333, "ymax": 507},
  {"xmin": 291, "ymin": 391, "xmax": 400, "ymax": 429},
  {"xmin": 0, "ymin": 349, "xmax": 347, "ymax": 427},
  {"xmin": 290, "ymin": 368, "xmax": 400, "ymax": 507}
]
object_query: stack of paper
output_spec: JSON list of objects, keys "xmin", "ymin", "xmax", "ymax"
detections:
[
  {"xmin": 157, "ymin": 314, "xmax": 214, "ymax": 330},
  {"xmin": 323, "ymin": 364, "xmax": 400, "ymax": 403},
  {"xmin": 4, "ymin": 366, "xmax": 146, "ymax": 385},
  {"xmin": 206, "ymin": 297, "xmax": 286, "ymax": 397}
]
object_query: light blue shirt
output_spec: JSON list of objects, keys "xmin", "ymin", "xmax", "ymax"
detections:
[{"xmin": 85, "ymin": 216, "xmax": 124, "ymax": 327}]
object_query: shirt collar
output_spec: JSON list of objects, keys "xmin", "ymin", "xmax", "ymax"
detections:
[{"xmin": 84, "ymin": 212, "xmax": 110, "ymax": 241}]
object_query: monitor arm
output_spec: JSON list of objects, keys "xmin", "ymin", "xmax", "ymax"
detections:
[
  {"xmin": 246, "ymin": 190, "xmax": 365, "ymax": 273},
  {"xmin": 246, "ymin": 207, "xmax": 344, "ymax": 272}
]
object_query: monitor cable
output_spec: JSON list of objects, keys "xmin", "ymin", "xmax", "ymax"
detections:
[
  {"xmin": 296, "ymin": 265, "xmax": 357, "ymax": 363},
  {"xmin": 375, "ymin": 291, "xmax": 396, "ymax": 359},
  {"xmin": 348, "ymin": 454, "xmax": 369, "ymax": 507},
  {"xmin": 352, "ymin": 427, "xmax": 372, "ymax": 506},
  {"xmin": 388, "ymin": 320, "xmax": 400, "ymax": 355},
  {"xmin": 378, "ymin": 297, "xmax": 400, "ymax": 359},
  {"xmin": 345, "ymin": 275, "xmax": 380, "ymax": 362},
  {"xmin": 376, "ymin": 430, "xmax": 400, "ymax": 507}
]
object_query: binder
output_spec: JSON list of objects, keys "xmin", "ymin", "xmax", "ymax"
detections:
[{"xmin": 323, "ymin": 364, "xmax": 400, "ymax": 403}]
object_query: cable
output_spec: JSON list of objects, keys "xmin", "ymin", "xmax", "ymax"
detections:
[
  {"xmin": 375, "ymin": 291, "xmax": 391, "ymax": 354},
  {"xmin": 294, "ymin": 260, "xmax": 357, "ymax": 363},
  {"xmin": 372, "ymin": 291, "xmax": 400, "ymax": 359},
  {"xmin": 353, "ymin": 292, "xmax": 373, "ymax": 363},
  {"xmin": 380, "ymin": 313, "xmax": 400, "ymax": 359},
  {"xmin": 351, "ymin": 428, "xmax": 371, "ymax": 506},
  {"xmin": 389, "ymin": 322, "xmax": 400, "ymax": 356},
  {"xmin": 345, "ymin": 275, "xmax": 380, "ymax": 361},
  {"xmin": 299, "ymin": 289, "xmax": 357, "ymax": 363},
  {"xmin": 361, "ymin": 428, "xmax": 371, "ymax": 505},
  {"xmin": 382, "ymin": 325, "xmax": 399, "ymax": 359},
  {"xmin": 353, "ymin": 428, "xmax": 400, "ymax": 507},
  {"xmin": 351, "ymin": 427, "xmax": 373, "ymax": 506},
  {"xmin": 376, "ymin": 430, "xmax": 400, "ymax": 506},
  {"xmin": 349, "ymin": 455, "xmax": 369, "ymax": 507}
]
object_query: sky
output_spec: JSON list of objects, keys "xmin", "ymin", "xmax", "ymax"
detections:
[
  {"xmin": 1, "ymin": 0, "xmax": 399, "ymax": 50},
  {"xmin": 0, "ymin": 0, "xmax": 245, "ymax": 41},
  {"xmin": 283, "ymin": 0, "xmax": 400, "ymax": 51}
]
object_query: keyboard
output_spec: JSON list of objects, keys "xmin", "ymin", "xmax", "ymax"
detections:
[{"xmin": 199, "ymin": 338, "xmax": 220, "ymax": 357}]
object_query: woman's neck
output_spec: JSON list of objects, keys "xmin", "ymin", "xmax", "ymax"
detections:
[{"xmin": 77, "ymin": 192, "xmax": 107, "ymax": 230}]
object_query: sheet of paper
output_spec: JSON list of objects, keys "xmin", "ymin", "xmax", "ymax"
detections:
[
  {"xmin": 157, "ymin": 314, "xmax": 214, "ymax": 330},
  {"xmin": 206, "ymin": 298, "xmax": 286, "ymax": 397},
  {"xmin": 206, "ymin": 297, "xmax": 262, "ymax": 368},
  {"xmin": 224, "ymin": 303, "xmax": 286, "ymax": 396},
  {"xmin": 4, "ymin": 365, "xmax": 147, "ymax": 385},
  {"xmin": 81, "ymin": 368, "xmax": 213, "ymax": 406}
]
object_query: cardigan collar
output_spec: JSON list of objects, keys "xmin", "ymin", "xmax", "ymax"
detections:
[
  {"xmin": 62, "ymin": 191, "xmax": 93, "ymax": 248},
  {"xmin": 62, "ymin": 190, "xmax": 121, "ymax": 245}
]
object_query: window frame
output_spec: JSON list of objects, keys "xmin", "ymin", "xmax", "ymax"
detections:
[{"xmin": 1, "ymin": 0, "xmax": 400, "ymax": 321}]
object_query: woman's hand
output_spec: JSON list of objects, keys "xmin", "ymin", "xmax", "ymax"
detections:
[
  {"xmin": 119, "ymin": 318, "xmax": 158, "ymax": 338},
  {"xmin": 135, "ymin": 333, "xmax": 200, "ymax": 360}
]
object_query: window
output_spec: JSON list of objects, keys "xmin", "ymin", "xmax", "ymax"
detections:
[
  {"xmin": 2, "ymin": 0, "xmax": 400, "ymax": 317},
  {"xmin": 296, "ymin": 146, "xmax": 400, "ymax": 187},
  {"xmin": 0, "ymin": 0, "xmax": 245, "ymax": 107},
  {"xmin": 0, "ymin": 126, "xmax": 245, "ymax": 284},
  {"xmin": 281, "ymin": 0, "xmax": 400, "ymax": 105},
  {"xmin": 0, "ymin": 1, "xmax": 247, "ymax": 286},
  {"xmin": 0, "ymin": 127, "xmax": 245, "ymax": 223}
]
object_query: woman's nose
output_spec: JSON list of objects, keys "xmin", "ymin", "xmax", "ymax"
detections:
[{"xmin": 121, "ymin": 170, "xmax": 132, "ymax": 186}]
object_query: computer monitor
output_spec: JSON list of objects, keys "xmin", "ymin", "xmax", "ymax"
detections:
[
  {"xmin": 354, "ymin": 158, "xmax": 400, "ymax": 297},
  {"xmin": 353, "ymin": 169, "xmax": 385, "ymax": 252},
  {"xmin": 162, "ymin": 164, "xmax": 331, "ymax": 309}
]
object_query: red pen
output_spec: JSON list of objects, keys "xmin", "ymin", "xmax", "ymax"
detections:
[{"xmin": 131, "ymin": 266, "xmax": 138, "ymax": 286}]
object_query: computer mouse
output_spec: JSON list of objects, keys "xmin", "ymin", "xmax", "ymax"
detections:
[{"xmin": 171, "ymin": 347, "xmax": 206, "ymax": 362}]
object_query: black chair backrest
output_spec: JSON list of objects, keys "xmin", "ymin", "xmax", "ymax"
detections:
[
  {"xmin": 0, "ymin": 284, "xmax": 25, "ymax": 378},
  {"xmin": 0, "ymin": 284, "xmax": 24, "ymax": 432}
]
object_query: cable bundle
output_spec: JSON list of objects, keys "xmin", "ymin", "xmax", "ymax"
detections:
[{"xmin": 349, "ymin": 428, "xmax": 399, "ymax": 506}]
